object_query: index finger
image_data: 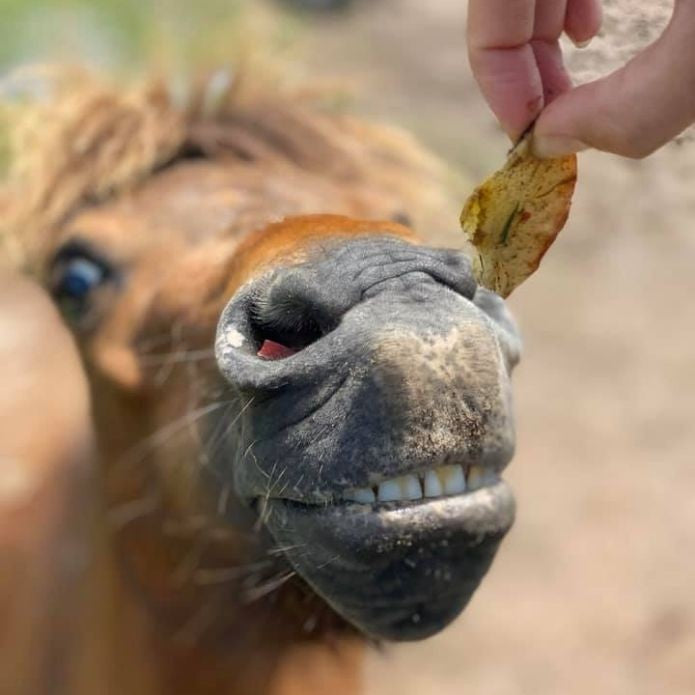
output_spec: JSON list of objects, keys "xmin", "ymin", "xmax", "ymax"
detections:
[{"xmin": 467, "ymin": 0, "xmax": 544, "ymax": 138}]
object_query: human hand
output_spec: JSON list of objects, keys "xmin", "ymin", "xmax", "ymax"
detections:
[{"xmin": 467, "ymin": 0, "xmax": 695, "ymax": 158}]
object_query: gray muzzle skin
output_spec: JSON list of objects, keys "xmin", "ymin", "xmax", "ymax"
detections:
[{"xmin": 214, "ymin": 235, "xmax": 521, "ymax": 640}]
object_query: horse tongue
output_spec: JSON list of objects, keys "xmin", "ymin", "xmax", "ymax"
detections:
[{"xmin": 257, "ymin": 339, "xmax": 298, "ymax": 360}]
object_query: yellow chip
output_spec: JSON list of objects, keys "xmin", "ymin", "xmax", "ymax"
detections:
[{"xmin": 460, "ymin": 132, "xmax": 577, "ymax": 298}]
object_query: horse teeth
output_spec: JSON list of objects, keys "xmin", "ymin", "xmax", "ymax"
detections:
[
  {"xmin": 400, "ymin": 474, "xmax": 423, "ymax": 500},
  {"xmin": 467, "ymin": 465, "xmax": 495, "ymax": 491},
  {"xmin": 343, "ymin": 464, "xmax": 496, "ymax": 505},
  {"xmin": 423, "ymin": 469, "xmax": 443, "ymax": 498},
  {"xmin": 377, "ymin": 479, "xmax": 402, "ymax": 502},
  {"xmin": 344, "ymin": 487, "xmax": 376, "ymax": 503},
  {"xmin": 439, "ymin": 464, "xmax": 466, "ymax": 494}
]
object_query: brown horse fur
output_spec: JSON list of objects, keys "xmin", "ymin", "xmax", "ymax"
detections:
[{"xmin": 0, "ymin": 68, "xmax": 463, "ymax": 694}]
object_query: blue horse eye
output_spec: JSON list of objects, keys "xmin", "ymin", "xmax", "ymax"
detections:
[{"xmin": 57, "ymin": 258, "xmax": 106, "ymax": 298}]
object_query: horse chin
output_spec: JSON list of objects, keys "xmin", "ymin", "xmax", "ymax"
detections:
[{"xmin": 261, "ymin": 479, "xmax": 515, "ymax": 641}]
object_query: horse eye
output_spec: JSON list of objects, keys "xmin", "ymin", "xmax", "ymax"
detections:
[{"xmin": 51, "ymin": 253, "xmax": 111, "ymax": 323}]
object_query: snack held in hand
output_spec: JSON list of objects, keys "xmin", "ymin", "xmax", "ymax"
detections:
[{"xmin": 460, "ymin": 133, "xmax": 577, "ymax": 298}]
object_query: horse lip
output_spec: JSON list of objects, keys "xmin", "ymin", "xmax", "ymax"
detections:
[
  {"xmin": 261, "ymin": 481, "xmax": 515, "ymax": 640},
  {"xmin": 267, "ymin": 480, "xmax": 515, "ymax": 536}
]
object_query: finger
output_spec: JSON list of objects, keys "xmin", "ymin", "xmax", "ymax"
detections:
[
  {"xmin": 532, "ymin": 0, "xmax": 573, "ymax": 104},
  {"xmin": 468, "ymin": 46, "xmax": 544, "ymax": 139},
  {"xmin": 565, "ymin": 0, "xmax": 603, "ymax": 46},
  {"xmin": 533, "ymin": 0, "xmax": 567, "ymax": 40},
  {"xmin": 533, "ymin": 39, "xmax": 572, "ymax": 104},
  {"xmin": 534, "ymin": 2, "xmax": 695, "ymax": 158},
  {"xmin": 467, "ymin": 0, "xmax": 542, "ymax": 138}
]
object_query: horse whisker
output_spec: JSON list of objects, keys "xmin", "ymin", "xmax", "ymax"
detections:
[
  {"xmin": 116, "ymin": 399, "xmax": 235, "ymax": 471},
  {"xmin": 108, "ymin": 494, "xmax": 160, "ymax": 529},
  {"xmin": 193, "ymin": 560, "xmax": 274, "ymax": 586},
  {"xmin": 242, "ymin": 570, "xmax": 296, "ymax": 604},
  {"xmin": 139, "ymin": 348, "xmax": 216, "ymax": 366}
]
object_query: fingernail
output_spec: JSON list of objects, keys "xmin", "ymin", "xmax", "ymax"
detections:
[
  {"xmin": 532, "ymin": 134, "xmax": 588, "ymax": 159},
  {"xmin": 571, "ymin": 37, "xmax": 593, "ymax": 49}
]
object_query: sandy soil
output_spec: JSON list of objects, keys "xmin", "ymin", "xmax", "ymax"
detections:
[{"xmin": 298, "ymin": 1, "xmax": 695, "ymax": 693}]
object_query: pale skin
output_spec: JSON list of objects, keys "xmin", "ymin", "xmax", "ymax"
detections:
[{"xmin": 467, "ymin": 0, "xmax": 695, "ymax": 158}]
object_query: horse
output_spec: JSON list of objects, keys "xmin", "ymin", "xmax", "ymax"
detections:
[{"xmin": 0, "ymin": 68, "xmax": 520, "ymax": 694}]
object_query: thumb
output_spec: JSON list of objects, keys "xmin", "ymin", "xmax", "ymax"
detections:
[{"xmin": 533, "ymin": 1, "xmax": 695, "ymax": 159}]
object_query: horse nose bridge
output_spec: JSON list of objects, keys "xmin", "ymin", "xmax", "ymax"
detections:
[{"xmin": 251, "ymin": 237, "xmax": 477, "ymax": 340}]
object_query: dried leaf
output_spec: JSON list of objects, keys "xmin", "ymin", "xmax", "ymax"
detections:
[{"xmin": 460, "ymin": 132, "xmax": 577, "ymax": 298}]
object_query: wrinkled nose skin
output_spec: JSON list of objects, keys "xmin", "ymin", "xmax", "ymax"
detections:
[{"xmin": 215, "ymin": 235, "xmax": 520, "ymax": 641}]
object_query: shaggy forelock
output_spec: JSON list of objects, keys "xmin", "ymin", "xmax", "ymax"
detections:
[{"xmin": 0, "ymin": 65, "xmax": 456, "ymax": 270}]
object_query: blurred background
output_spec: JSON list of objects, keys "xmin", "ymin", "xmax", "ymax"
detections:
[{"xmin": 1, "ymin": 0, "xmax": 694, "ymax": 693}]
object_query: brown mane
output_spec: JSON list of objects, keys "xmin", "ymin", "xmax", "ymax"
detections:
[{"xmin": 0, "ymin": 67, "xmax": 456, "ymax": 270}]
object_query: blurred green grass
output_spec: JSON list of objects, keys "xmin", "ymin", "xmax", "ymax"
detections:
[
  {"xmin": 0, "ymin": 0, "xmax": 320, "ymax": 96},
  {"xmin": 0, "ymin": 0, "xmax": 307, "ymax": 174},
  {"xmin": 0, "ymin": 0, "xmax": 286, "ymax": 71}
]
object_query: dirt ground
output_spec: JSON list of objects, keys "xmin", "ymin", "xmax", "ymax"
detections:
[
  {"xmin": 1, "ymin": 1, "xmax": 694, "ymax": 693},
  {"xmin": 297, "ymin": 1, "xmax": 695, "ymax": 694}
]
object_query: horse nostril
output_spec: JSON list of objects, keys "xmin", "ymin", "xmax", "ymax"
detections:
[
  {"xmin": 257, "ymin": 339, "xmax": 299, "ymax": 360},
  {"xmin": 248, "ymin": 270, "xmax": 340, "ymax": 358}
]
